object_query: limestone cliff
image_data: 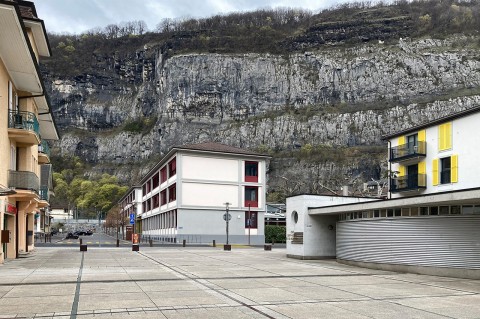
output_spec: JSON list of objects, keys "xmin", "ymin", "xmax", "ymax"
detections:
[{"xmin": 45, "ymin": 33, "xmax": 480, "ymax": 197}]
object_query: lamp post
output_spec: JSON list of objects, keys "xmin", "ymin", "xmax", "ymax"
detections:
[
  {"xmin": 223, "ymin": 202, "xmax": 231, "ymax": 247},
  {"xmin": 248, "ymin": 204, "xmax": 251, "ymax": 246}
]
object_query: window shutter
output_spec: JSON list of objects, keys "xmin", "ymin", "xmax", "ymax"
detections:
[
  {"xmin": 432, "ymin": 158, "xmax": 439, "ymax": 186},
  {"xmin": 451, "ymin": 154, "xmax": 458, "ymax": 183},
  {"xmin": 418, "ymin": 130, "xmax": 426, "ymax": 142},
  {"xmin": 418, "ymin": 161, "xmax": 426, "ymax": 174},
  {"xmin": 445, "ymin": 122, "xmax": 452, "ymax": 149},
  {"xmin": 439, "ymin": 122, "xmax": 452, "ymax": 151},
  {"xmin": 398, "ymin": 165, "xmax": 405, "ymax": 177},
  {"xmin": 398, "ymin": 135, "xmax": 405, "ymax": 146}
]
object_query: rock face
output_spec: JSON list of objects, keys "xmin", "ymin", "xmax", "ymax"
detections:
[{"xmin": 46, "ymin": 35, "xmax": 480, "ymax": 193}]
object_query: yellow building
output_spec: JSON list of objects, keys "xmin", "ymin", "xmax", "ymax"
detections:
[{"xmin": 0, "ymin": 0, "xmax": 58, "ymax": 263}]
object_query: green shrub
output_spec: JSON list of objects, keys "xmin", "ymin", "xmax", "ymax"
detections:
[{"xmin": 265, "ymin": 225, "xmax": 286, "ymax": 244}]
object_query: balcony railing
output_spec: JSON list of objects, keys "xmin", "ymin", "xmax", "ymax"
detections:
[
  {"xmin": 38, "ymin": 140, "xmax": 50, "ymax": 157},
  {"xmin": 390, "ymin": 174, "xmax": 426, "ymax": 193},
  {"xmin": 8, "ymin": 170, "xmax": 39, "ymax": 192},
  {"xmin": 39, "ymin": 186, "xmax": 49, "ymax": 201},
  {"xmin": 8, "ymin": 110, "xmax": 40, "ymax": 136},
  {"xmin": 390, "ymin": 141, "xmax": 426, "ymax": 162}
]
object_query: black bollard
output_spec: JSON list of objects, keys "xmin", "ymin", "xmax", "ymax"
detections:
[
  {"xmin": 212, "ymin": 239, "xmax": 216, "ymax": 247},
  {"xmin": 182, "ymin": 239, "xmax": 186, "ymax": 247}
]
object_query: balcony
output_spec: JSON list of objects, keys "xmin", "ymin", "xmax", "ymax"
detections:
[
  {"xmin": 38, "ymin": 140, "xmax": 51, "ymax": 164},
  {"xmin": 390, "ymin": 141, "xmax": 426, "ymax": 163},
  {"xmin": 8, "ymin": 170, "xmax": 39, "ymax": 192},
  {"xmin": 8, "ymin": 110, "xmax": 40, "ymax": 145},
  {"xmin": 39, "ymin": 186, "xmax": 49, "ymax": 201},
  {"xmin": 390, "ymin": 174, "xmax": 426, "ymax": 193}
]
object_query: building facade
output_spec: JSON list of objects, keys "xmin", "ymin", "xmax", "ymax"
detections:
[
  {"xmin": 287, "ymin": 107, "xmax": 480, "ymax": 279},
  {"xmin": 0, "ymin": 0, "xmax": 58, "ymax": 263},
  {"xmin": 124, "ymin": 142, "xmax": 269, "ymax": 245}
]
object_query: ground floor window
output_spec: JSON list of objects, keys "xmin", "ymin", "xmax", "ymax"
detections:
[{"xmin": 245, "ymin": 211, "xmax": 258, "ymax": 229}]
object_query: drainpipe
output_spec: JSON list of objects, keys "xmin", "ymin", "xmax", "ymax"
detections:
[{"xmin": 387, "ymin": 140, "xmax": 392, "ymax": 199}]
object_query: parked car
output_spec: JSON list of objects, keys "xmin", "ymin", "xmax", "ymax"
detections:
[
  {"xmin": 85, "ymin": 230, "xmax": 93, "ymax": 236},
  {"xmin": 65, "ymin": 232, "xmax": 79, "ymax": 239}
]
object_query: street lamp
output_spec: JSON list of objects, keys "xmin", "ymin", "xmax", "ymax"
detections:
[{"xmin": 223, "ymin": 202, "xmax": 231, "ymax": 247}]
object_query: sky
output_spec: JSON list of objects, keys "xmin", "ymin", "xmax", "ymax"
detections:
[{"xmin": 34, "ymin": 0, "xmax": 358, "ymax": 34}]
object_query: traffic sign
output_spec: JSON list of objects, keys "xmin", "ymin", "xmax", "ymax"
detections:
[
  {"xmin": 223, "ymin": 213, "xmax": 232, "ymax": 221},
  {"xmin": 129, "ymin": 213, "xmax": 135, "ymax": 224}
]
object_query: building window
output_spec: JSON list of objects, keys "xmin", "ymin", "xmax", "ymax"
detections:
[
  {"xmin": 160, "ymin": 190, "xmax": 167, "ymax": 205},
  {"xmin": 152, "ymin": 194, "xmax": 159, "ymax": 209},
  {"xmin": 440, "ymin": 157, "xmax": 451, "ymax": 184},
  {"xmin": 152, "ymin": 173, "xmax": 159, "ymax": 189},
  {"xmin": 160, "ymin": 167, "xmax": 167, "ymax": 183},
  {"xmin": 245, "ymin": 211, "xmax": 258, "ymax": 228},
  {"xmin": 168, "ymin": 184, "xmax": 176, "ymax": 202},
  {"xmin": 168, "ymin": 158, "xmax": 176, "ymax": 177},
  {"xmin": 245, "ymin": 161, "xmax": 258, "ymax": 182},
  {"xmin": 245, "ymin": 187, "xmax": 258, "ymax": 207}
]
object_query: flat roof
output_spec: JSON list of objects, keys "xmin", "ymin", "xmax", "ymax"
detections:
[{"xmin": 308, "ymin": 187, "xmax": 480, "ymax": 215}]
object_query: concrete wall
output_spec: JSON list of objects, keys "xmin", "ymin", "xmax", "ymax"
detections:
[{"xmin": 286, "ymin": 195, "xmax": 377, "ymax": 259}]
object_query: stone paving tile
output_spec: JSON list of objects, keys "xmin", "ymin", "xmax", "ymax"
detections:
[
  {"xmin": 395, "ymin": 294, "xmax": 480, "ymax": 319},
  {"xmin": 264, "ymin": 302, "xmax": 372, "ymax": 319},
  {"xmin": 0, "ymin": 247, "xmax": 479, "ymax": 319},
  {"xmin": 330, "ymin": 300, "xmax": 447, "ymax": 318},
  {"xmin": 336, "ymin": 282, "xmax": 469, "ymax": 299}
]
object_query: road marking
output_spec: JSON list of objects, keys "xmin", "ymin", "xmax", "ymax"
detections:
[{"xmin": 87, "ymin": 242, "xmax": 92, "ymax": 244}]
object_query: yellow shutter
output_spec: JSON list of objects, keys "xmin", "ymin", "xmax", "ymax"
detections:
[
  {"xmin": 439, "ymin": 122, "xmax": 452, "ymax": 151},
  {"xmin": 432, "ymin": 158, "xmax": 439, "ymax": 186},
  {"xmin": 398, "ymin": 165, "xmax": 405, "ymax": 177},
  {"xmin": 418, "ymin": 129, "xmax": 426, "ymax": 142},
  {"xmin": 451, "ymin": 154, "xmax": 458, "ymax": 183},
  {"xmin": 445, "ymin": 122, "xmax": 452, "ymax": 149},
  {"xmin": 418, "ymin": 161, "xmax": 426, "ymax": 174},
  {"xmin": 398, "ymin": 135, "xmax": 405, "ymax": 146}
]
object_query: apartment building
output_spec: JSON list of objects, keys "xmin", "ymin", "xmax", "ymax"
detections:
[
  {"xmin": 123, "ymin": 142, "xmax": 270, "ymax": 245},
  {"xmin": 287, "ymin": 107, "xmax": 480, "ymax": 279},
  {"xmin": 0, "ymin": 0, "xmax": 58, "ymax": 263}
]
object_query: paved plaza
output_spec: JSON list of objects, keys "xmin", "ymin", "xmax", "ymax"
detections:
[{"xmin": 0, "ymin": 247, "xmax": 479, "ymax": 319}]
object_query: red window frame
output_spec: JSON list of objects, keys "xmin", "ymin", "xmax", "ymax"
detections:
[
  {"xmin": 168, "ymin": 158, "xmax": 176, "ymax": 177},
  {"xmin": 245, "ymin": 186, "xmax": 258, "ymax": 208},
  {"xmin": 245, "ymin": 161, "xmax": 259, "ymax": 182},
  {"xmin": 168, "ymin": 184, "xmax": 176, "ymax": 202},
  {"xmin": 152, "ymin": 173, "xmax": 159, "ymax": 189},
  {"xmin": 160, "ymin": 190, "xmax": 167, "ymax": 205},
  {"xmin": 152, "ymin": 194, "xmax": 159, "ymax": 209},
  {"xmin": 160, "ymin": 167, "xmax": 167, "ymax": 183}
]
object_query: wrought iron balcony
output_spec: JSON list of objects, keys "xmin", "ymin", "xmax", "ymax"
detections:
[
  {"xmin": 38, "ymin": 140, "xmax": 50, "ymax": 157},
  {"xmin": 390, "ymin": 174, "xmax": 426, "ymax": 193},
  {"xmin": 390, "ymin": 141, "xmax": 426, "ymax": 163},
  {"xmin": 39, "ymin": 186, "xmax": 49, "ymax": 201},
  {"xmin": 8, "ymin": 170, "xmax": 39, "ymax": 193},
  {"xmin": 8, "ymin": 110, "xmax": 39, "ymax": 135}
]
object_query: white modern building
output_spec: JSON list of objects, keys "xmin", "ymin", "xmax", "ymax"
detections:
[
  {"xmin": 287, "ymin": 107, "xmax": 480, "ymax": 279},
  {"xmin": 124, "ymin": 142, "xmax": 270, "ymax": 244}
]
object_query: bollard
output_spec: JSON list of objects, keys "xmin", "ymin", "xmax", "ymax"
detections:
[
  {"xmin": 224, "ymin": 244, "xmax": 231, "ymax": 251},
  {"xmin": 132, "ymin": 244, "xmax": 139, "ymax": 251},
  {"xmin": 212, "ymin": 239, "xmax": 216, "ymax": 247},
  {"xmin": 149, "ymin": 239, "xmax": 153, "ymax": 247},
  {"xmin": 264, "ymin": 244, "xmax": 272, "ymax": 251},
  {"xmin": 182, "ymin": 239, "xmax": 186, "ymax": 247},
  {"xmin": 79, "ymin": 238, "xmax": 82, "ymax": 245},
  {"xmin": 116, "ymin": 239, "xmax": 119, "ymax": 247},
  {"xmin": 80, "ymin": 244, "xmax": 87, "ymax": 252}
]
